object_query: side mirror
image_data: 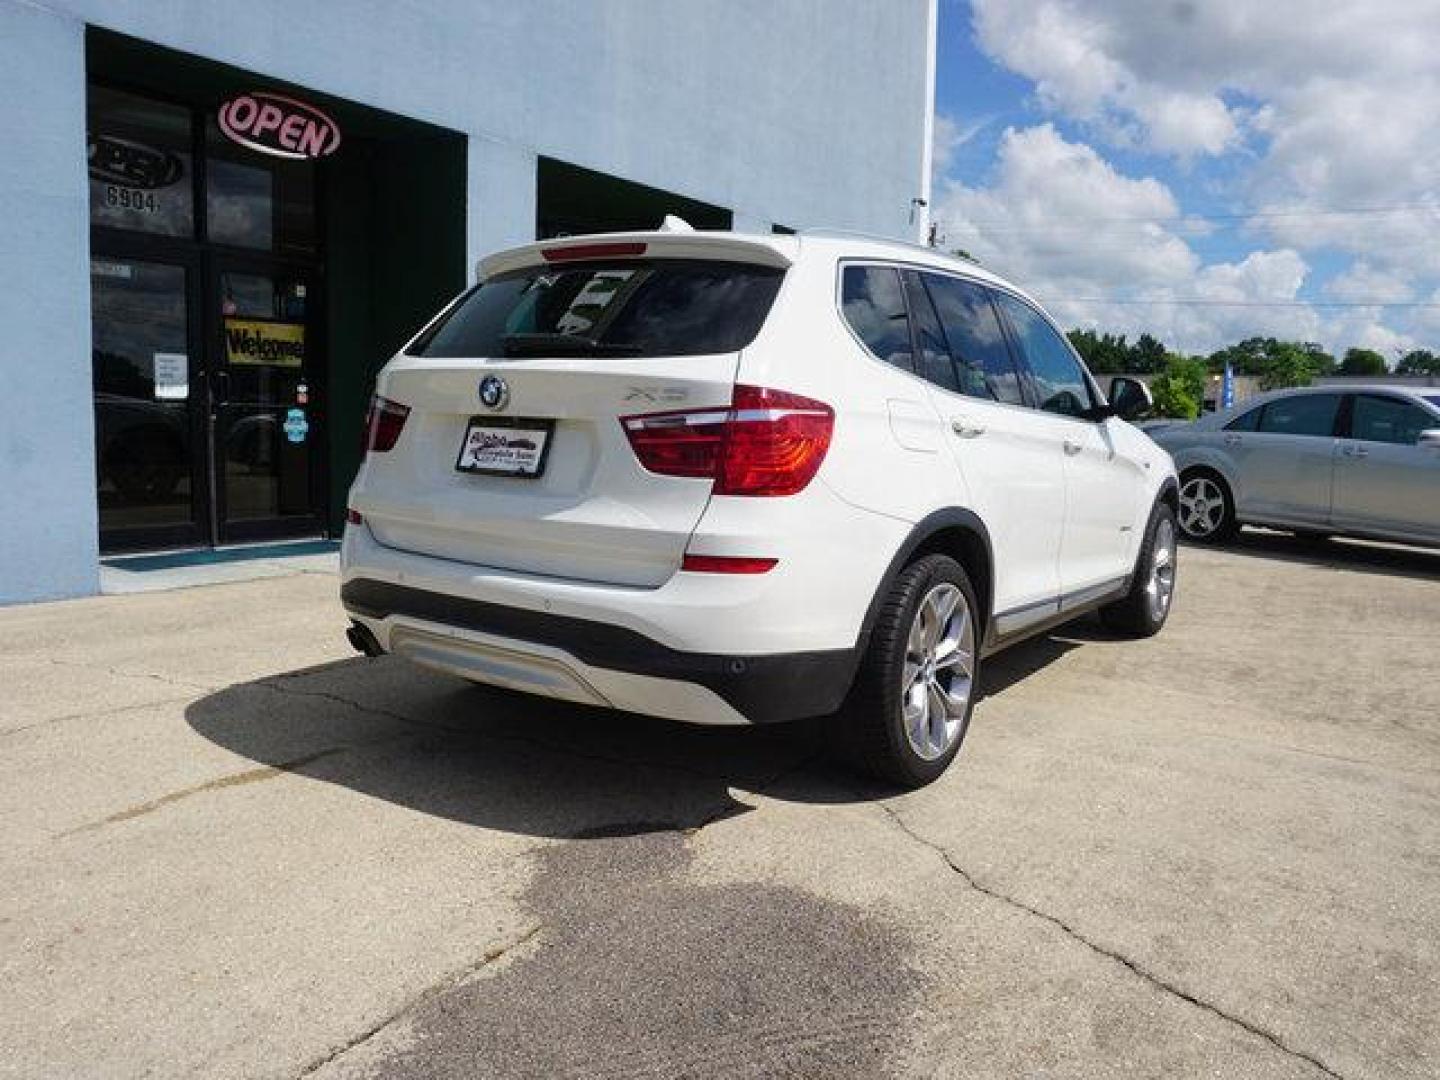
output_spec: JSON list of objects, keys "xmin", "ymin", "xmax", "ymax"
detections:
[
  {"xmin": 1418, "ymin": 429, "xmax": 1440, "ymax": 449},
  {"xmin": 1108, "ymin": 376, "xmax": 1153, "ymax": 422}
]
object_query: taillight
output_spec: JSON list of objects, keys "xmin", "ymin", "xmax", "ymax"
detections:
[
  {"xmin": 363, "ymin": 395, "xmax": 409, "ymax": 454},
  {"xmin": 621, "ymin": 385, "xmax": 833, "ymax": 497},
  {"xmin": 680, "ymin": 554, "xmax": 778, "ymax": 574},
  {"xmin": 541, "ymin": 241, "xmax": 647, "ymax": 262}
]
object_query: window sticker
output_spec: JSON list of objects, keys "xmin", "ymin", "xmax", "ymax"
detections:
[
  {"xmin": 283, "ymin": 408, "xmax": 309, "ymax": 444},
  {"xmin": 225, "ymin": 318, "xmax": 305, "ymax": 368},
  {"xmin": 153, "ymin": 353, "xmax": 188, "ymax": 400}
]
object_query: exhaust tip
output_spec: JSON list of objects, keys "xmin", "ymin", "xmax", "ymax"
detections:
[{"xmin": 346, "ymin": 621, "xmax": 385, "ymax": 657}]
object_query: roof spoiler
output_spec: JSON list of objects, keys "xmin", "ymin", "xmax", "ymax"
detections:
[{"xmin": 478, "ymin": 230, "xmax": 796, "ymax": 280}]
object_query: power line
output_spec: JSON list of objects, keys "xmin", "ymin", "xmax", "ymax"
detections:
[
  {"xmin": 947, "ymin": 202, "xmax": 1440, "ymax": 231},
  {"xmin": 1043, "ymin": 297, "xmax": 1440, "ymax": 308}
]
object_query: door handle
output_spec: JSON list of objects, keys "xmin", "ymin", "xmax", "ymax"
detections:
[
  {"xmin": 1063, "ymin": 439, "xmax": 1083, "ymax": 456},
  {"xmin": 1340, "ymin": 444, "xmax": 1369, "ymax": 459},
  {"xmin": 1223, "ymin": 434, "xmax": 1242, "ymax": 446},
  {"xmin": 950, "ymin": 417, "xmax": 986, "ymax": 439}
]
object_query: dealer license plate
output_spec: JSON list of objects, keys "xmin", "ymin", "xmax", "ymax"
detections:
[{"xmin": 455, "ymin": 418, "xmax": 554, "ymax": 477}]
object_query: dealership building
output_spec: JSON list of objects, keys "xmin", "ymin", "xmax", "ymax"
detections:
[{"xmin": 0, "ymin": 0, "xmax": 936, "ymax": 604}]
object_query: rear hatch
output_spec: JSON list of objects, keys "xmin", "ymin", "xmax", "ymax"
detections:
[{"xmin": 352, "ymin": 236, "xmax": 792, "ymax": 588}]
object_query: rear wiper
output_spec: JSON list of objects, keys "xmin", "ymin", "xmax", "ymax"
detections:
[{"xmin": 500, "ymin": 333, "xmax": 643, "ymax": 357}]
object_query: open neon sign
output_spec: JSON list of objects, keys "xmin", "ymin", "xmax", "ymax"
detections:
[{"xmin": 217, "ymin": 91, "xmax": 341, "ymax": 160}]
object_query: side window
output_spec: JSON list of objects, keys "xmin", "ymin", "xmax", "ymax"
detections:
[
  {"xmin": 1350, "ymin": 395, "xmax": 1434, "ymax": 445},
  {"xmin": 1225, "ymin": 407, "xmax": 1261, "ymax": 431},
  {"xmin": 923, "ymin": 274, "xmax": 1026, "ymax": 405},
  {"xmin": 1256, "ymin": 394, "xmax": 1341, "ymax": 437},
  {"xmin": 840, "ymin": 265, "xmax": 912, "ymax": 371},
  {"xmin": 901, "ymin": 271, "xmax": 959, "ymax": 391},
  {"xmin": 994, "ymin": 292, "xmax": 1096, "ymax": 418}
]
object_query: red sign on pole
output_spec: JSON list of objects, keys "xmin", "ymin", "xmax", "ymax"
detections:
[{"xmin": 217, "ymin": 91, "xmax": 341, "ymax": 161}]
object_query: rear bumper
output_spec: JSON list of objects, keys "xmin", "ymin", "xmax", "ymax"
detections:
[{"xmin": 343, "ymin": 577, "xmax": 856, "ymax": 724}]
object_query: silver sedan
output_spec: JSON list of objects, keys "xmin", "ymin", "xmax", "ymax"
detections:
[{"xmin": 1148, "ymin": 385, "xmax": 1440, "ymax": 546}]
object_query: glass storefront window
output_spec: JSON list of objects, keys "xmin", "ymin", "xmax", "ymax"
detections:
[
  {"xmin": 218, "ymin": 271, "xmax": 313, "ymax": 521},
  {"xmin": 91, "ymin": 258, "xmax": 195, "ymax": 534},
  {"xmin": 205, "ymin": 119, "xmax": 317, "ymax": 254},
  {"xmin": 88, "ymin": 87, "xmax": 194, "ymax": 238}
]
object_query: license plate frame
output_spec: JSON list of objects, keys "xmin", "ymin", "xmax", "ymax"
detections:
[{"xmin": 454, "ymin": 416, "xmax": 555, "ymax": 478}]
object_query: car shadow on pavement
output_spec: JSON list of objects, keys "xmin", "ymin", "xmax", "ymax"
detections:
[
  {"xmin": 184, "ymin": 631, "xmax": 1084, "ymax": 841},
  {"xmin": 1204, "ymin": 528, "xmax": 1440, "ymax": 580}
]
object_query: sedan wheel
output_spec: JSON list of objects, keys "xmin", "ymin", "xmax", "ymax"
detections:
[{"xmin": 1178, "ymin": 475, "xmax": 1232, "ymax": 541}]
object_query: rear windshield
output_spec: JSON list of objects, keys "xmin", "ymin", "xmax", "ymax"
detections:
[{"xmin": 407, "ymin": 259, "xmax": 784, "ymax": 358}]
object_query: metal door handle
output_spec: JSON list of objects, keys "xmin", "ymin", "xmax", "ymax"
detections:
[
  {"xmin": 1063, "ymin": 439, "xmax": 1083, "ymax": 456},
  {"xmin": 950, "ymin": 418, "xmax": 986, "ymax": 438},
  {"xmin": 1223, "ymin": 434, "xmax": 1242, "ymax": 446},
  {"xmin": 1344, "ymin": 445, "xmax": 1369, "ymax": 458}
]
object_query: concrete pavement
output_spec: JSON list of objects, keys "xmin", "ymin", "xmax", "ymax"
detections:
[{"xmin": 2, "ymin": 533, "xmax": 1438, "ymax": 1078}]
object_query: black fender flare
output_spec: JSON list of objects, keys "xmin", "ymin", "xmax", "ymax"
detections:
[{"xmin": 852, "ymin": 508, "xmax": 995, "ymax": 656}]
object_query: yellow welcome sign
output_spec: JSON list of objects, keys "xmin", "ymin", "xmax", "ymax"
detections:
[{"xmin": 224, "ymin": 318, "xmax": 305, "ymax": 368}]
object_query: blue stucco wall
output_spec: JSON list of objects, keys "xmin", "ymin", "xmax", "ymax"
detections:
[
  {"xmin": 0, "ymin": 3, "xmax": 98, "ymax": 602},
  {"xmin": 0, "ymin": 0, "xmax": 933, "ymax": 601}
]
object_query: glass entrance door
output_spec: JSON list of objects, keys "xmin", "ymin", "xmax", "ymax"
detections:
[
  {"xmin": 91, "ymin": 256, "xmax": 206, "ymax": 551},
  {"xmin": 213, "ymin": 263, "xmax": 324, "ymax": 543}
]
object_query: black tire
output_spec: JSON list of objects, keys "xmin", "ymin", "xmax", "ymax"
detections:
[
  {"xmin": 835, "ymin": 554, "xmax": 980, "ymax": 789},
  {"xmin": 1100, "ymin": 500, "xmax": 1179, "ymax": 638},
  {"xmin": 1177, "ymin": 469, "xmax": 1239, "ymax": 544}
]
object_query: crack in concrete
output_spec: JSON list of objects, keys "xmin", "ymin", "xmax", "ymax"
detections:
[
  {"xmin": 5, "ymin": 654, "xmax": 219, "ymax": 695},
  {"xmin": 252, "ymin": 675, "xmax": 797, "ymax": 790},
  {"xmin": 873, "ymin": 800, "xmax": 1345, "ymax": 1080},
  {"xmin": 294, "ymin": 924, "xmax": 544, "ymax": 1078},
  {"xmin": 61, "ymin": 744, "xmax": 371, "ymax": 835},
  {"xmin": 0, "ymin": 694, "xmax": 200, "ymax": 741},
  {"xmin": 67, "ymin": 674, "xmax": 815, "ymax": 838}
]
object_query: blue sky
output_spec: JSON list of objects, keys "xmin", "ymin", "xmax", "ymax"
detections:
[{"xmin": 929, "ymin": 0, "xmax": 1440, "ymax": 359}]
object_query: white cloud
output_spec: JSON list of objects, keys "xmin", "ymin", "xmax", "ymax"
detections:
[
  {"xmin": 948, "ymin": 2, "xmax": 1440, "ymax": 353},
  {"xmin": 931, "ymin": 124, "xmax": 1391, "ymax": 354},
  {"xmin": 969, "ymin": 0, "xmax": 1244, "ymax": 156},
  {"xmin": 1323, "ymin": 263, "xmax": 1414, "ymax": 305},
  {"xmin": 930, "ymin": 112, "xmax": 990, "ymax": 186},
  {"xmin": 934, "ymin": 123, "xmax": 1194, "ymax": 290},
  {"xmin": 966, "ymin": 1, "xmax": 1440, "ymax": 264}
]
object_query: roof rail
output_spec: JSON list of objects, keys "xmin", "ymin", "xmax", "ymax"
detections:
[{"xmin": 798, "ymin": 227, "xmax": 937, "ymax": 254}]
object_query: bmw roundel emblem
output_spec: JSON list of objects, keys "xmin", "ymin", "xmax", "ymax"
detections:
[{"xmin": 479, "ymin": 374, "xmax": 509, "ymax": 411}]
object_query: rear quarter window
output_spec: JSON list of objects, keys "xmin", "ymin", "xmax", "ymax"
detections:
[
  {"xmin": 408, "ymin": 259, "xmax": 784, "ymax": 358},
  {"xmin": 839, "ymin": 265, "xmax": 914, "ymax": 370}
]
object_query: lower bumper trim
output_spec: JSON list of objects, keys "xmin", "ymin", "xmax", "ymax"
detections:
[{"xmin": 341, "ymin": 578, "xmax": 858, "ymax": 724}]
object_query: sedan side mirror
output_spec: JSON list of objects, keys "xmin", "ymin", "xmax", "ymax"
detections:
[
  {"xmin": 1108, "ymin": 376, "xmax": 1153, "ymax": 422},
  {"xmin": 1418, "ymin": 429, "xmax": 1440, "ymax": 449}
]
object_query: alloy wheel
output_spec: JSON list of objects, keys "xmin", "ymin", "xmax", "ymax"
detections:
[
  {"xmin": 1146, "ymin": 516, "xmax": 1178, "ymax": 621},
  {"xmin": 901, "ymin": 582, "xmax": 975, "ymax": 761},
  {"xmin": 1179, "ymin": 477, "xmax": 1225, "ymax": 538}
]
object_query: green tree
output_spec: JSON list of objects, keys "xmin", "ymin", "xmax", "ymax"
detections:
[
  {"xmin": 1149, "ymin": 354, "xmax": 1208, "ymax": 419},
  {"xmin": 1339, "ymin": 347, "xmax": 1388, "ymax": 375},
  {"xmin": 1301, "ymin": 343, "xmax": 1338, "ymax": 376},
  {"xmin": 1258, "ymin": 343, "xmax": 1319, "ymax": 390},
  {"xmin": 1396, "ymin": 349, "xmax": 1440, "ymax": 375},
  {"xmin": 1068, "ymin": 329, "xmax": 1124, "ymax": 374},
  {"xmin": 1132, "ymin": 333, "xmax": 1168, "ymax": 373},
  {"xmin": 1210, "ymin": 337, "xmax": 1327, "ymax": 389}
]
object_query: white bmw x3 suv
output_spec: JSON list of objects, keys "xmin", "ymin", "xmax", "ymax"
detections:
[{"xmin": 341, "ymin": 229, "xmax": 1179, "ymax": 787}]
